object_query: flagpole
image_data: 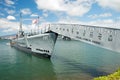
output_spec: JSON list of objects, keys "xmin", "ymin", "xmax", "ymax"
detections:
[
  {"xmin": 19, "ymin": 12, "xmax": 22, "ymax": 32},
  {"xmin": 38, "ymin": 16, "xmax": 39, "ymax": 34}
]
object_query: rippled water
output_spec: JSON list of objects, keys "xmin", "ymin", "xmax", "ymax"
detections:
[{"xmin": 0, "ymin": 39, "xmax": 120, "ymax": 80}]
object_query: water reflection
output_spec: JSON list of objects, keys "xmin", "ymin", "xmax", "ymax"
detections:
[
  {"xmin": 1, "ymin": 39, "xmax": 120, "ymax": 80},
  {"xmin": 0, "ymin": 40, "xmax": 57, "ymax": 80},
  {"xmin": 51, "ymin": 40, "xmax": 120, "ymax": 80}
]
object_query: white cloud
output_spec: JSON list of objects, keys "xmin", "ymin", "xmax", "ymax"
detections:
[
  {"xmin": 5, "ymin": 0, "xmax": 14, "ymax": 5},
  {"xmin": 96, "ymin": 0, "xmax": 120, "ymax": 11},
  {"xmin": 42, "ymin": 10, "xmax": 48, "ymax": 17},
  {"xmin": 7, "ymin": 10, "xmax": 15, "ymax": 14},
  {"xmin": 99, "ymin": 13, "xmax": 112, "ymax": 17},
  {"xmin": 4, "ymin": 8, "xmax": 15, "ymax": 14},
  {"xmin": 87, "ymin": 19, "xmax": 120, "ymax": 29},
  {"xmin": 35, "ymin": 0, "xmax": 65, "ymax": 11},
  {"xmin": 57, "ymin": 16, "xmax": 120, "ymax": 29},
  {"xmin": 35, "ymin": 0, "xmax": 95, "ymax": 16},
  {"xmin": 88, "ymin": 19, "xmax": 114, "ymax": 27},
  {"xmin": 21, "ymin": 8, "xmax": 31, "ymax": 15},
  {"xmin": 39, "ymin": 16, "xmax": 45, "ymax": 22},
  {"xmin": 0, "ymin": 18, "xmax": 18, "ymax": 30},
  {"xmin": 43, "ymin": 13, "xmax": 48, "ymax": 17},
  {"xmin": 0, "ymin": 18, "xmax": 28, "ymax": 33},
  {"xmin": 31, "ymin": 14, "xmax": 38, "ymax": 17},
  {"xmin": 3, "ymin": 28, "xmax": 13, "ymax": 32},
  {"xmin": 7, "ymin": 15, "xmax": 16, "ymax": 20},
  {"xmin": 88, "ymin": 13, "xmax": 112, "ymax": 19}
]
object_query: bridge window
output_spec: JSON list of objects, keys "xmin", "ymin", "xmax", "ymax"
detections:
[
  {"xmin": 90, "ymin": 32, "xmax": 93, "ymax": 38},
  {"xmin": 108, "ymin": 35, "xmax": 113, "ymax": 41},
  {"xmin": 83, "ymin": 30, "xmax": 86, "ymax": 36},
  {"xmin": 110, "ymin": 30, "xmax": 113, "ymax": 34},
  {"xmin": 63, "ymin": 28, "xmax": 65, "ymax": 31},
  {"xmin": 76, "ymin": 31, "xmax": 79, "ymax": 34},
  {"xmin": 72, "ymin": 28, "xmax": 74, "ymax": 33},
  {"xmin": 98, "ymin": 33, "xmax": 102, "ymax": 40},
  {"xmin": 60, "ymin": 28, "xmax": 61, "ymax": 30},
  {"xmin": 67, "ymin": 29, "xmax": 69, "ymax": 32}
]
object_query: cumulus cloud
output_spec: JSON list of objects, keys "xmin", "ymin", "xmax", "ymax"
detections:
[
  {"xmin": 43, "ymin": 13, "xmax": 48, "ymax": 17},
  {"xmin": 35, "ymin": 0, "xmax": 95, "ymax": 16},
  {"xmin": 7, "ymin": 10, "xmax": 15, "ymax": 14},
  {"xmin": 21, "ymin": 8, "xmax": 31, "ymax": 15},
  {"xmin": 96, "ymin": 0, "xmax": 120, "ymax": 11},
  {"xmin": 5, "ymin": 0, "xmax": 14, "ymax": 5},
  {"xmin": 88, "ymin": 13, "xmax": 112, "ymax": 19},
  {"xmin": 57, "ymin": 16, "xmax": 120, "ymax": 28},
  {"xmin": 31, "ymin": 14, "xmax": 39, "ymax": 17},
  {"xmin": 35, "ymin": 0, "xmax": 64, "ymax": 11},
  {"xmin": 0, "ymin": 18, "xmax": 18, "ymax": 31},
  {"xmin": 0, "ymin": 18, "xmax": 33, "ymax": 34},
  {"xmin": 4, "ymin": 8, "xmax": 15, "ymax": 14},
  {"xmin": 3, "ymin": 28, "xmax": 14, "ymax": 33},
  {"xmin": 42, "ymin": 10, "xmax": 48, "ymax": 17},
  {"xmin": 88, "ymin": 19, "xmax": 114, "ymax": 27},
  {"xmin": 7, "ymin": 15, "xmax": 16, "ymax": 20}
]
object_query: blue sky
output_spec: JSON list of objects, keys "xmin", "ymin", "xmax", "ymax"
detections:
[{"xmin": 0, "ymin": 0, "xmax": 120, "ymax": 36}]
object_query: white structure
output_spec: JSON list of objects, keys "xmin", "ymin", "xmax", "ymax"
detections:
[{"xmin": 49, "ymin": 24, "xmax": 120, "ymax": 53}]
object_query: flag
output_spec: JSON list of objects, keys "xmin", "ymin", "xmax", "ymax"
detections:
[{"xmin": 32, "ymin": 19, "xmax": 38, "ymax": 24}]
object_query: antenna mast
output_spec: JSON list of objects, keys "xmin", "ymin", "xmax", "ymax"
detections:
[
  {"xmin": 18, "ymin": 11, "xmax": 24, "ymax": 38},
  {"xmin": 19, "ymin": 12, "xmax": 23, "ymax": 33}
]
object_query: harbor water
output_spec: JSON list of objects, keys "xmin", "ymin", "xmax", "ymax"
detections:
[{"xmin": 0, "ymin": 39, "xmax": 120, "ymax": 80}]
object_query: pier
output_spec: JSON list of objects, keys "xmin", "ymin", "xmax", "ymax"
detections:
[{"xmin": 41, "ymin": 24, "xmax": 120, "ymax": 53}]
